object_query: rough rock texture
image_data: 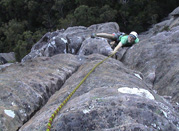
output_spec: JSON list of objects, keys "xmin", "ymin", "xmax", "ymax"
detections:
[
  {"xmin": 22, "ymin": 22, "xmax": 119, "ymax": 62},
  {"xmin": 78, "ymin": 37, "xmax": 113, "ymax": 56},
  {"xmin": 121, "ymin": 26, "xmax": 179, "ymax": 104},
  {"xmin": 113, "ymin": 8, "xmax": 179, "ymax": 104},
  {"xmin": 170, "ymin": 7, "xmax": 179, "ymax": 17},
  {"xmin": 0, "ymin": 57, "xmax": 7, "ymax": 64},
  {"xmin": 1, "ymin": 7, "xmax": 179, "ymax": 131},
  {"xmin": 0, "ymin": 52, "xmax": 16, "ymax": 64},
  {"xmin": 0, "ymin": 63, "xmax": 13, "ymax": 71},
  {"xmin": 20, "ymin": 54, "xmax": 179, "ymax": 131},
  {"xmin": 0, "ymin": 54, "xmax": 81, "ymax": 131}
]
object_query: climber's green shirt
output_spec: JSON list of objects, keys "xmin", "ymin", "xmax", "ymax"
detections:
[{"xmin": 119, "ymin": 35, "xmax": 139, "ymax": 47}]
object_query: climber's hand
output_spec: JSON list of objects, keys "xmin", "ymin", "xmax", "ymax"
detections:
[
  {"xmin": 108, "ymin": 50, "xmax": 116, "ymax": 56},
  {"xmin": 110, "ymin": 41, "xmax": 116, "ymax": 45}
]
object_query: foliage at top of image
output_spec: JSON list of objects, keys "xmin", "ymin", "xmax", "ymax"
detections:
[{"xmin": 0, "ymin": 0, "xmax": 178, "ymax": 61}]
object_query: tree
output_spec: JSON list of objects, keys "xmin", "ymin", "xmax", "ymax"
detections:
[{"xmin": 0, "ymin": 0, "xmax": 178, "ymax": 61}]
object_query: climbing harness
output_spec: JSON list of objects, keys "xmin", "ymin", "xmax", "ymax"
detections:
[{"xmin": 46, "ymin": 52, "xmax": 116, "ymax": 131}]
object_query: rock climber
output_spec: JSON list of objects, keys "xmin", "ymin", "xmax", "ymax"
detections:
[{"xmin": 91, "ymin": 31, "xmax": 139, "ymax": 55}]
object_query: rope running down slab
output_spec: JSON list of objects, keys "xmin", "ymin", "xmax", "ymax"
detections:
[{"xmin": 46, "ymin": 52, "xmax": 116, "ymax": 131}]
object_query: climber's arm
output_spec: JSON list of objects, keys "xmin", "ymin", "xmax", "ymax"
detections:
[
  {"xmin": 113, "ymin": 42, "xmax": 122, "ymax": 53},
  {"xmin": 108, "ymin": 42, "xmax": 122, "ymax": 56}
]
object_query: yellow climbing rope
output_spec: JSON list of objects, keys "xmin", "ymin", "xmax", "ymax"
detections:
[{"xmin": 46, "ymin": 52, "xmax": 116, "ymax": 131}]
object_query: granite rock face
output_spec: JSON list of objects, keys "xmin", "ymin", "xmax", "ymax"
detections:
[
  {"xmin": 121, "ymin": 25, "xmax": 179, "ymax": 104},
  {"xmin": 0, "ymin": 57, "xmax": 7, "ymax": 64},
  {"xmin": 78, "ymin": 37, "xmax": 113, "ymax": 56},
  {"xmin": 0, "ymin": 7, "xmax": 179, "ymax": 131},
  {"xmin": 0, "ymin": 54, "xmax": 81, "ymax": 131},
  {"xmin": 22, "ymin": 22, "xmax": 119, "ymax": 62},
  {"xmin": 114, "ymin": 7, "xmax": 179, "ymax": 104},
  {"xmin": 19, "ymin": 54, "xmax": 179, "ymax": 131},
  {"xmin": 0, "ymin": 52, "xmax": 15, "ymax": 64}
]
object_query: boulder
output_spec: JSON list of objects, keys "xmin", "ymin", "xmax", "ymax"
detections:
[
  {"xmin": 64, "ymin": 26, "xmax": 91, "ymax": 54},
  {"xmin": 0, "ymin": 56, "xmax": 7, "ymax": 65},
  {"xmin": 88, "ymin": 22, "xmax": 119, "ymax": 33},
  {"xmin": 170, "ymin": 7, "xmax": 179, "ymax": 17},
  {"xmin": 0, "ymin": 52, "xmax": 15, "ymax": 63},
  {"xmin": 22, "ymin": 30, "xmax": 65, "ymax": 62},
  {"xmin": 22, "ymin": 22, "xmax": 119, "ymax": 62},
  {"xmin": 78, "ymin": 37, "xmax": 113, "ymax": 56}
]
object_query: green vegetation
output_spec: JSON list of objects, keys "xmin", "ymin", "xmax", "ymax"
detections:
[
  {"xmin": 7, "ymin": 60, "xmax": 16, "ymax": 63},
  {"xmin": 0, "ymin": 0, "xmax": 178, "ymax": 61},
  {"xmin": 161, "ymin": 26, "xmax": 170, "ymax": 32}
]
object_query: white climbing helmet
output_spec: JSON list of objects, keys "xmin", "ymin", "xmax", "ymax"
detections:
[{"xmin": 129, "ymin": 31, "xmax": 138, "ymax": 39}]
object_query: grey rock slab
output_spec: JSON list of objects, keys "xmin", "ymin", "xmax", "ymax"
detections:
[
  {"xmin": 121, "ymin": 26, "xmax": 179, "ymax": 103},
  {"xmin": 0, "ymin": 54, "xmax": 81, "ymax": 131},
  {"xmin": 20, "ymin": 54, "xmax": 179, "ymax": 131}
]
